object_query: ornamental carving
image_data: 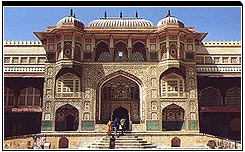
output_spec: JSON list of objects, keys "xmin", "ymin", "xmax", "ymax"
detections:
[
  {"xmin": 151, "ymin": 90, "xmax": 157, "ymax": 99},
  {"xmin": 151, "ymin": 101, "xmax": 158, "ymax": 111},
  {"xmin": 190, "ymin": 90, "xmax": 196, "ymax": 98},
  {"xmin": 83, "ymin": 112, "xmax": 90, "ymax": 120},
  {"xmin": 151, "ymin": 112, "xmax": 158, "ymax": 120},
  {"xmin": 84, "ymin": 89, "xmax": 91, "ymax": 99},
  {"xmin": 46, "ymin": 78, "xmax": 53, "ymax": 88},
  {"xmin": 46, "ymin": 90, "xmax": 52, "ymax": 99},
  {"xmin": 190, "ymin": 112, "xmax": 196, "ymax": 120},
  {"xmin": 47, "ymin": 67, "xmax": 54, "ymax": 76},
  {"xmin": 161, "ymin": 102, "xmax": 185, "ymax": 110},
  {"xmin": 45, "ymin": 101, "xmax": 52, "ymax": 111},
  {"xmin": 54, "ymin": 102, "xmax": 80, "ymax": 112},
  {"xmin": 151, "ymin": 78, "xmax": 157, "ymax": 88},
  {"xmin": 151, "ymin": 67, "xmax": 157, "ymax": 76},
  {"xmin": 189, "ymin": 101, "xmax": 196, "ymax": 111},
  {"xmin": 188, "ymin": 67, "xmax": 195, "ymax": 76},
  {"xmin": 84, "ymin": 101, "xmax": 90, "ymax": 111},
  {"xmin": 189, "ymin": 78, "xmax": 195, "ymax": 89}
]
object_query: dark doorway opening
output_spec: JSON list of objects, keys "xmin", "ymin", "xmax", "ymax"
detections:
[
  {"xmin": 112, "ymin": 107, "xmax": 129, "ymax": 130},
  {"xmin": 171, "ymin": 137, "xmax": 181, "ymax": 147},
  {"xmin": 66, "ymin": 115, "xmax": 75, "ymax": 131},
  {"xmin": 59, "ymin": 136, "xmax": 69, "ymax": 148}
]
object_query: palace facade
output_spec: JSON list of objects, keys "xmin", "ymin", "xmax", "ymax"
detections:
[{"xmin": 4, "ymin": 10, "xmax": 241, "ymax": 148}]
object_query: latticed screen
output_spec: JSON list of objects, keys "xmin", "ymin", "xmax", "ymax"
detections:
[
  {"xmin": 56, "ymin": 73, "xmax": 80, "ymax": 98},
  {"xmin": 161, "ymin": 73, "xmax": 185, "ymax": 97}
]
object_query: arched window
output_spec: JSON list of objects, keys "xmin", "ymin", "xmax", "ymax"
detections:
[
  {"xmin": 4, "ymin": 87, "xmax": 15, "ymax": 107},
  {"xmin": 162, "ymin": 104, "xmax": 184, "ymax": 131},
  {"xmin": 114, "ymin": 41, "xmax": 128, "ymax": 61},
  {"xmin": 74, "ymin": 43, "xmax": 81, "ymax": 61},
  {"xmin": 95, "ymin": 41, "xmax": 111, "ymax": 61},
  {"xmin": 225, "ymin": 87, "xmax": 241, "ymax": 106},
  {"xmin": 200, "ymin": 87, "xmax": 222, "ymax": 106},
  {"xmin": 160, "ymin": 43, "xmax": 167, "ymax": 60},
  {"xmin": 56, "ymin": 73, "xmax": 80, "ymax": 98},
  {"xmin": 160, "ymin": 73, "xmax": 185, "ymax": 97},
  {"xmin": 132, "ymin": 41, "xmax": 146, "ymax": 61},
  {"xmin": 18, "ymin": 87, "xmax": 41, "ymax": 106}
]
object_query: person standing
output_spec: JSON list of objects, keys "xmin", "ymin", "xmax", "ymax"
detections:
[
  {"xmin": 106, "ymin": 120, "xmax": 112, "ymax": 135},
  {"xmin": 112, "ymin": 117, "xmax": 119, "ymax": 137},
  {"xmin": 109, "ymin": 135, "xmax": 116, "ymax": 149},
  {"xmin": 120, "ymin": 117, "xmax": 126, "ymax": 135}
]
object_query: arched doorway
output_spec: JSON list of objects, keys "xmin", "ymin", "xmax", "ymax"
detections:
[
  {"xmin": 99, "ymin": 74, "xmax": 140, "ymax": 125},
  {"xmin": 59, "ymin": 136, "xmax": 68, "ymax": 148},
  {"xmin": 55, "ymin": 104, "xmax": 79, "ymax": 131},
  {"xmin": 171, "ymin": 137, "xmax": 181, "ymax": 147},
  {"xmin": 162, "ymin": 104, "xmax": 185, "ymax": 131},
  {"xmin": 112, "ymin": 107, "xmax": 130, "ymax": 130}
]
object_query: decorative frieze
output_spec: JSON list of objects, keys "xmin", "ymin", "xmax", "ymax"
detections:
[
  {"xmin": 196, "ymin": 65, "xmax": 241, "ymax": 73},
  {"xmin": 4, "ymin": 66, "xmax": 45, "ymax": 73}
]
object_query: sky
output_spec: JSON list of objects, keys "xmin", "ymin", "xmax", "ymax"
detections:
[{"xmin": 3, "ymin": 6, "xmax": 242, "ymax": 41}]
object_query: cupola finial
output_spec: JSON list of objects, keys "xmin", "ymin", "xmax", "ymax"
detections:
[
  {"xmin": 120, "ymin": 11, "xmax": 122, "ymax": 18},
  {"xmin": 104, "ymin": 10, "xmax": 107, "ymax": 18},
  {"xmin": 167, "ymin": 10, "xmax": 171, "ymax": 17},
  {"xmin": 136, "ymin": 10, "xmax": 138, "ymax": 18},
  {"xmin": 70, "ymin": 9, "xmax": 73, "ymax": 17}
]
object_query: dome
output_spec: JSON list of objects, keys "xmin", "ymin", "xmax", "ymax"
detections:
[
  {"xmin": 57, "ymin": 9, "xmax": 84, "ymax": 29},
  {"xmin": 157, "ymin": 11, "xmax": 184, "ymax": 28},
  {"xmin": 88, "ymin": 18, "xmax": 153, "ymax": 29}
]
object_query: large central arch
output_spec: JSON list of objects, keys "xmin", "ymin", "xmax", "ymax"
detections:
[{"xmin": 96, "ymin": 70, "xmax": 142, "ymax": 125}]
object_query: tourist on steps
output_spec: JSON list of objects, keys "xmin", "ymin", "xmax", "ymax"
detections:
[{"xmin": 106, "ymin": 120, "xmax": 112, "ymax": 135}]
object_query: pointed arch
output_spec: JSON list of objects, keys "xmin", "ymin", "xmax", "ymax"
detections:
[
  {"xmin": 55, "ymin": 104, "xmax": 79, "ymax": 131},
  {"xmin": 114, "ymin": 41, "xmax": 128, "ymax": 61},
  {"xmin": 96, "ymin": 70, "xmax": 142, "ymax": 124},
  {"xmin": 132, "ymin": 41, "xmax": 146, "ymax": 61},
  {"xmin": 95, "ymin": 41, "xmax": 110, "ymax": 61},
  {"xmin": 162, "ymin": 104, "xmax": 185, "ymax": 131}
]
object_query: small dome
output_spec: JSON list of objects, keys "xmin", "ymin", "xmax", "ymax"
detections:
[
  {"xmin": 157, "ymin": 11, "xmax": 184, "ymax": 28},
  {"xmin": 57, "ymin": 9, "xmax": 84, "ymax": 29},
  {"xmin": 88, "ymin": 18, "xmax": 153, "ymax": 29}
]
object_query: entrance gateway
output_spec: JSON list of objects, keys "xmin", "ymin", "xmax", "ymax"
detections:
[{"xmin": 99, "ymin": 75, "xmax": 141, "ymax": 128}]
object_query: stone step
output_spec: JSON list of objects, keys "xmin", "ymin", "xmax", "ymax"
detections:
[{"xmin": 82, "ymin": 134, "xmax": 156, "ymax": 149}]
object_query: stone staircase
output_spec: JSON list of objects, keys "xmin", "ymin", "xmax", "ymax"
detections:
[{"xmin": 78, "ymin": 133, "xmax": 156, "ymax": 149}]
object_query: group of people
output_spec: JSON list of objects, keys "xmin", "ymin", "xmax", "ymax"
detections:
[
  {"xmin": 106, "ymin": 117, "xmax": 127, "ymax": 149},
  {"xmin": 106, "ymin": 117, "xmax": 126, "ymax": 137}
]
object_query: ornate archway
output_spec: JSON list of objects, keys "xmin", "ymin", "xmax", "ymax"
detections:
[
  {"xmin": 55, "ymin": 104, "xmax": 79, "ymax": 131},
  {"xmin": 97, "ymin": 71, "xmax": 142, "ymax": 125},
  {"xmin": 162, "ymin": 104, "xmax": 185, "ymax": 131}
]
